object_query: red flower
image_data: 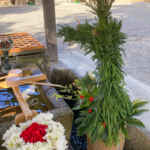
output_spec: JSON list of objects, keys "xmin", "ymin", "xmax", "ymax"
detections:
[
  {"xmin": 80, "ymin": 95, "xmax": 84, "ymax": 99},
  {"xmin": 88, "ymin": 109, "xmax": 92, "ymax": 113},
  {"xmin": 89, "ymin": 96, "xmax": 94, "ymax": 102},
  {"xmin": 102, "ymin": 122, "xmax": 106, "ymax": 128},
  {"xmin": 20, "ymin": 122, "xmax": 48, "ymax": 143}
]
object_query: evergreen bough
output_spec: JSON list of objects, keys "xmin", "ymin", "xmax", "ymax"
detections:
[{"xmin": 57, "ymin": 0, "xmax": 148, "ymax": 146}]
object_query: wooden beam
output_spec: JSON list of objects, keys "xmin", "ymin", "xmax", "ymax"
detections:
[{"xmin": 42, "ymin": 0, "xmax": 58, "ymax": 63}]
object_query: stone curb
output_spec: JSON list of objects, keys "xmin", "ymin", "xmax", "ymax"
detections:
[{"xmin": 125, "ymin": 126, "xmax": 150, "ymax": 150}]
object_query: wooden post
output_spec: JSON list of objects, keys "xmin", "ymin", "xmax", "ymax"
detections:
[
  {"xmin": 42, "ymin": 0, "xmax": 58, "ymax": 63},
  {"xmin": 10, "ymin": 0, "xmax": 16, "ymax": 5}
]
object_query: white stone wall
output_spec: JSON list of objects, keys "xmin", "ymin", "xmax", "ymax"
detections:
[
  {"xmin": 0, "ymin": 0, "xmax": 12, "ymax": 7},
  {"xmin": 0, "ymin": 0, "xmax": 72, "ymax": 7},
  {"xmin": 35, "ymin": 0, "xmax": 42, "ymax": 5},
  {"xmin": 0, "ymin": 0, "xmax": 28, "ymax": 6},
  {"xmin": 15, "ymin": 0, "xmax": 28, "ymax": 6}
]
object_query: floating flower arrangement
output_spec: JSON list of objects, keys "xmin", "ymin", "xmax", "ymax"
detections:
[{"xmin": 2, "ymin": 112, "xmax": 68, "ymax": 150}]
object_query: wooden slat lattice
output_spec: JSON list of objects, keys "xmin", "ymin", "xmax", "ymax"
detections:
[{"xmin": 0, "ymin": 32, "xmax": 45, "ymax": 56}]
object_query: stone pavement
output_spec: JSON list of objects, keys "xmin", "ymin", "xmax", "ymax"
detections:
[
  {"xmin": 112, "ymin": 2, "xmax": 150, "ymax": 86},
  {"xmin": 0, "ymin": 2, "xmax": 150, "ymax": 129}
]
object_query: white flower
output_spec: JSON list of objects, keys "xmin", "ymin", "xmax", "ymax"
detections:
[
  {"xmin": 88, "ymin": 71, "xmax": 96, "ymax": 80},
  {"xmin": 2, "ymin": 112, "xmax": 68, "ymax": 150}
]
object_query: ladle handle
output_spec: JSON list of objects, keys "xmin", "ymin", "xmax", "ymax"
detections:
[
  {"xmin": 0, "ymin": 75, "xmax": 8, "ymax": 81},
  {"xmin": 12, "ymin": 86, "xmax": 33, "ymax": 121}
]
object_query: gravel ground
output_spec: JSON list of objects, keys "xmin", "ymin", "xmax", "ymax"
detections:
[{"xmin": 0, "ymin": 1, "xmax": 150, "ymax": 129}]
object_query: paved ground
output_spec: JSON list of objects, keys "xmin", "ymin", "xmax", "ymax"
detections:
[{"xmin": 0, "ymin": 1, "xmax": 150, "ymax": 129}]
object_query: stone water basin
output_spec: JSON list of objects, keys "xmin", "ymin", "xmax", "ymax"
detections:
[{"xmin": 0, "ymin": 72, "xmax": 73, "ymax": 148}]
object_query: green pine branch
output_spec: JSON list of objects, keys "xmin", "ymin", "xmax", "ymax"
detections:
[{"xmin": 57, "ymin": 0, "xmax": 148, "ymax": 146}]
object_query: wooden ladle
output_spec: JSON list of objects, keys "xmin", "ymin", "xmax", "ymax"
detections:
[
  {"xmin": 0, "ymin": 69, "xmax": 64, "ymax": 125},
  {"xmin": 6, "ymin": 69, "xmax": 47, "ymax": 125}
]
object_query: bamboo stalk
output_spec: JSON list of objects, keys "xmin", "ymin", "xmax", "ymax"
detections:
[
  {"xmin": 32, "ymin": 82, "xmax": 65, "ymax": 88},
  {"xmin": 21, "ymin": 81, "xmax": 65, "ymax": 88}
]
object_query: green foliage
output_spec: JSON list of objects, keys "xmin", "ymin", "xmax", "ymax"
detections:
[
  {"xmin": 57, "ymin": 0, "xmax": 148, "ymax": 146},
  {"xmin": 50, "ymin": 69, "xmax": 78, "ymax": 86},
  {"xmin": 57, "ymin": 83, "xmax": 79, "ymax": 101}
]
